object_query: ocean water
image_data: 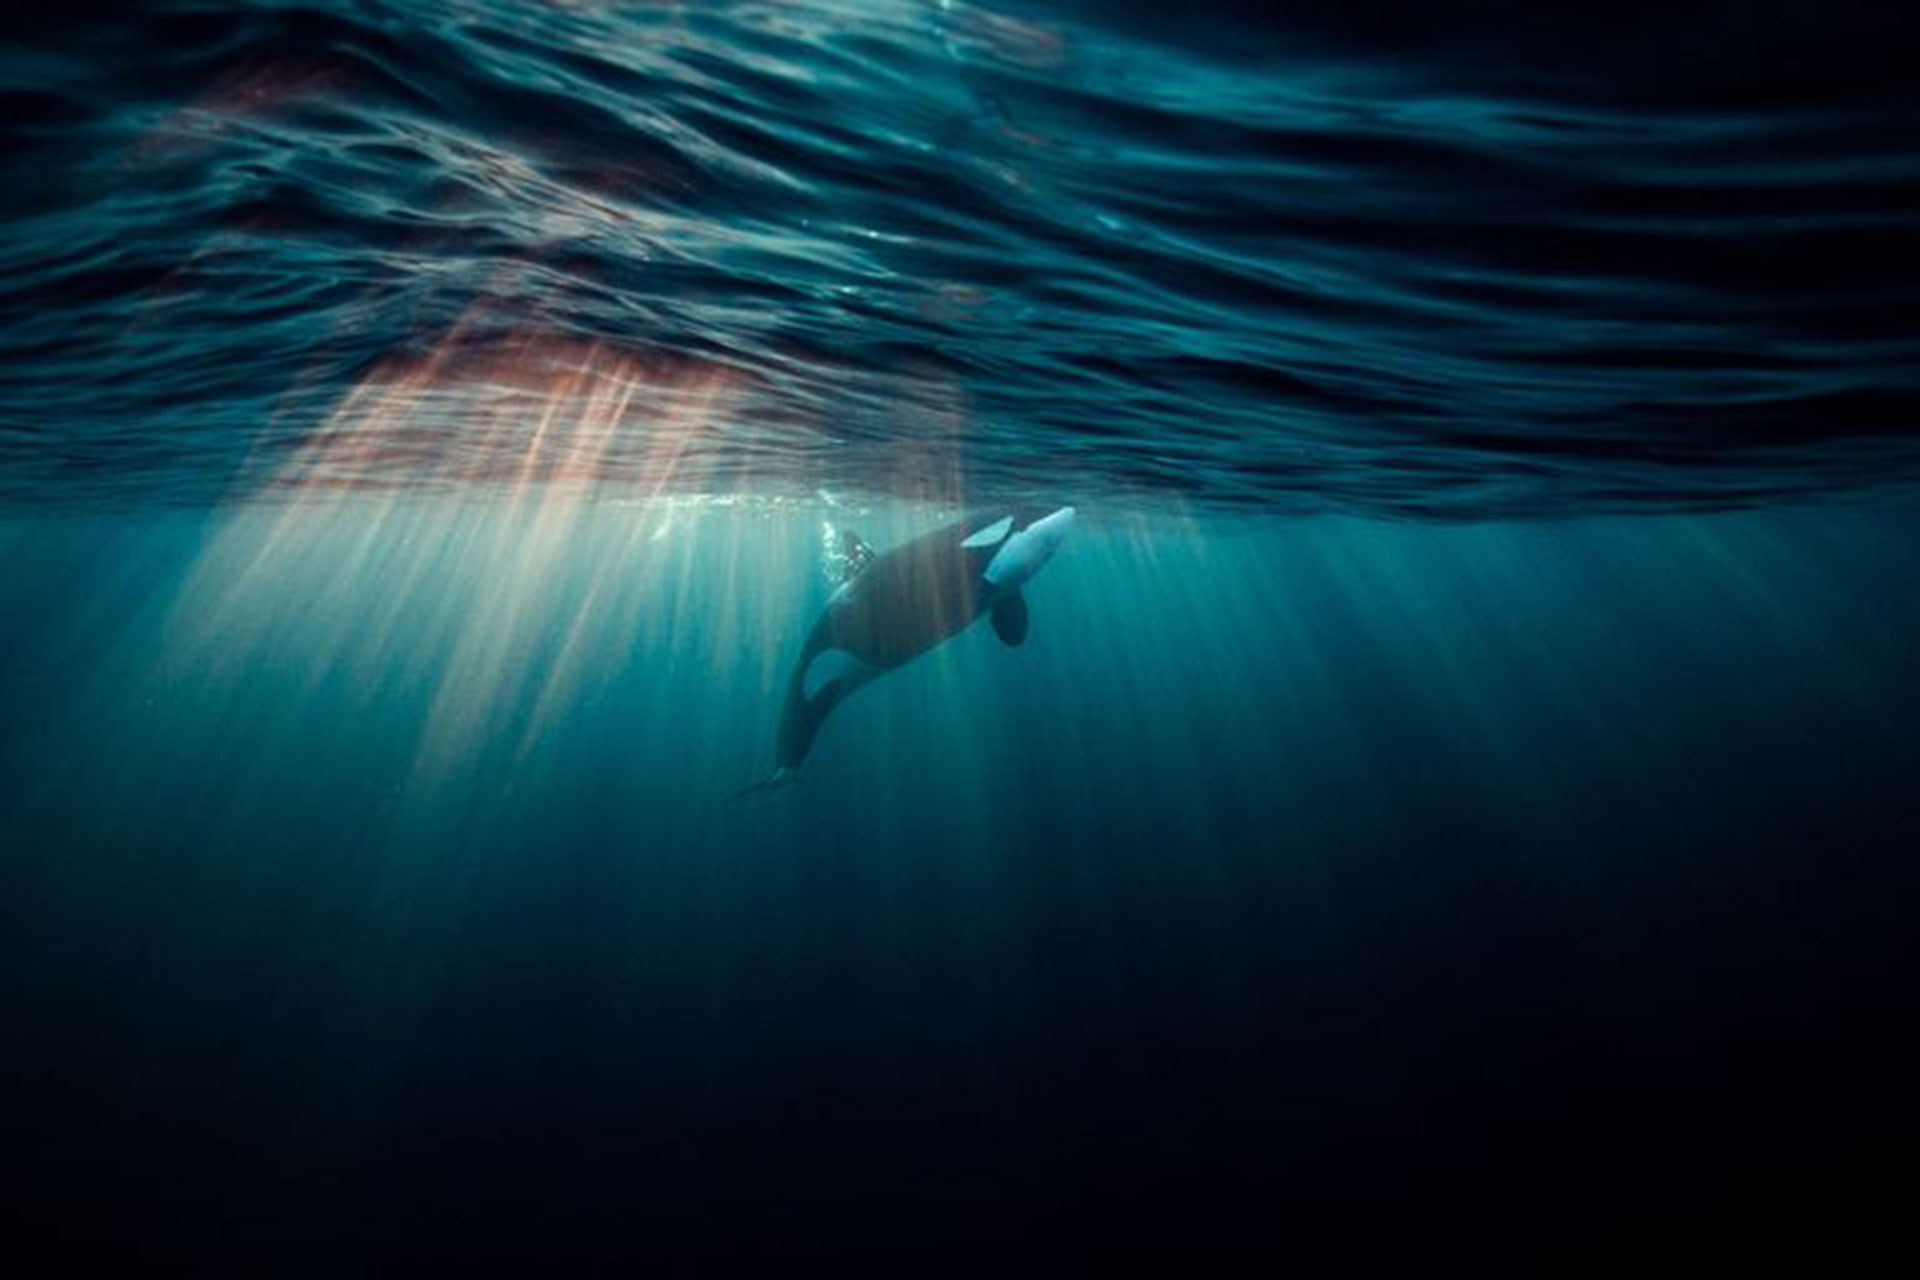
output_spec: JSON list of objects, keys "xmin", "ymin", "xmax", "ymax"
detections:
[{"xmin": 3, "ymin": 0, "xmax": 1917, "ymax": 1266}]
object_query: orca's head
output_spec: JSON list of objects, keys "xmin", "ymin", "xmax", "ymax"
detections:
[{"xmin": 971, "ymin": 505, "xmax": 1076, "ymax": 589}]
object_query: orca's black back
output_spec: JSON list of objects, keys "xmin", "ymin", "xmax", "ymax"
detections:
[
  {"xmin": 774, "ymin": 514, "xmax": 1013, "ymax": 770},
  {"xmin": 823, "ymin": 518, "xmax": 993, "ymax": 669}
]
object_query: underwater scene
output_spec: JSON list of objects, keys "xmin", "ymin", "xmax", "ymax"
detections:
[{"xmin": 3, "ymin": 0, "xmax": 1917, "ymax": 1266}]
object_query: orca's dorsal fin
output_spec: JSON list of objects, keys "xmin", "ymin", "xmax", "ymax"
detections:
[
  {"xmin": 839, "ymin": 529, "xmax": 875, "ymax": 581},
  {"xmin": 990, "ymin": 588, "xmax": 1029, "ymax": 647}
]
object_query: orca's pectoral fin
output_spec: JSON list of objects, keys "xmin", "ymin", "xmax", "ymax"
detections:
[{"xmin": 990, "ymin": 588, "xmax": 1029, "ymax": 647}]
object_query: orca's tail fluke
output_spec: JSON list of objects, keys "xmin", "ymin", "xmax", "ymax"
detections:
[{"xmin": 725, "ymin": 767, "xmax": 800, "ymax": 803}]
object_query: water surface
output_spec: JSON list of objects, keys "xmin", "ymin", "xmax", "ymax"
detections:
[{"xmin": 2, "ymin": 0, "xmax": 1916, "ymax": 513}]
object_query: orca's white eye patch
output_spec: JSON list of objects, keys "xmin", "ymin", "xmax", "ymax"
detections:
[
  {"xmin": 984, "ymin": 506, "xmax": 1075, "ymax": 588},
  {"xmin": 803, "ymin": 648, "xmax": 870, "ymax": 701},
  {"xmin": 960, "ymin": 516, "xmax": 1013, "ymax": 549}
]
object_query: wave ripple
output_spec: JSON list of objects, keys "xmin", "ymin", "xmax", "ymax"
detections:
[{"xmin": 2, "ymin": 1, "xmax": 1917, "ymax": 515}]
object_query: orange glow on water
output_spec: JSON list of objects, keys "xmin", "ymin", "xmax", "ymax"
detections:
[{"xmin": 268, "ymin": 332, "xmax": 744, "ymax": 498}]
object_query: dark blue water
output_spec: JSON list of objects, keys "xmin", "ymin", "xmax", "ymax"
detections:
[{"xmin": 4, "ymin": 2, "xmax": 1918, "ymax": 1267}]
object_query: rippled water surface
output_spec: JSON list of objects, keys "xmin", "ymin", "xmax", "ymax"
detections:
[{"xmin": 4, "ymin": 0, "xmax": 1917, "ymax": 513}]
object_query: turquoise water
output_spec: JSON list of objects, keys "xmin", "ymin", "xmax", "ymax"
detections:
[
  {"xmin": 5, "ymin": 498, "xmax": 1916, "ymax": 1260},
  {"xmin": 6, "ymin": 0, "xmax": 1920, "ymax": 1264}
]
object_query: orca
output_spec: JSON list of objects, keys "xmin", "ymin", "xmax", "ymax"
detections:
[{"xmin": 730, "ymin": 506, "xmax": 1076, "ymax": 798}]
